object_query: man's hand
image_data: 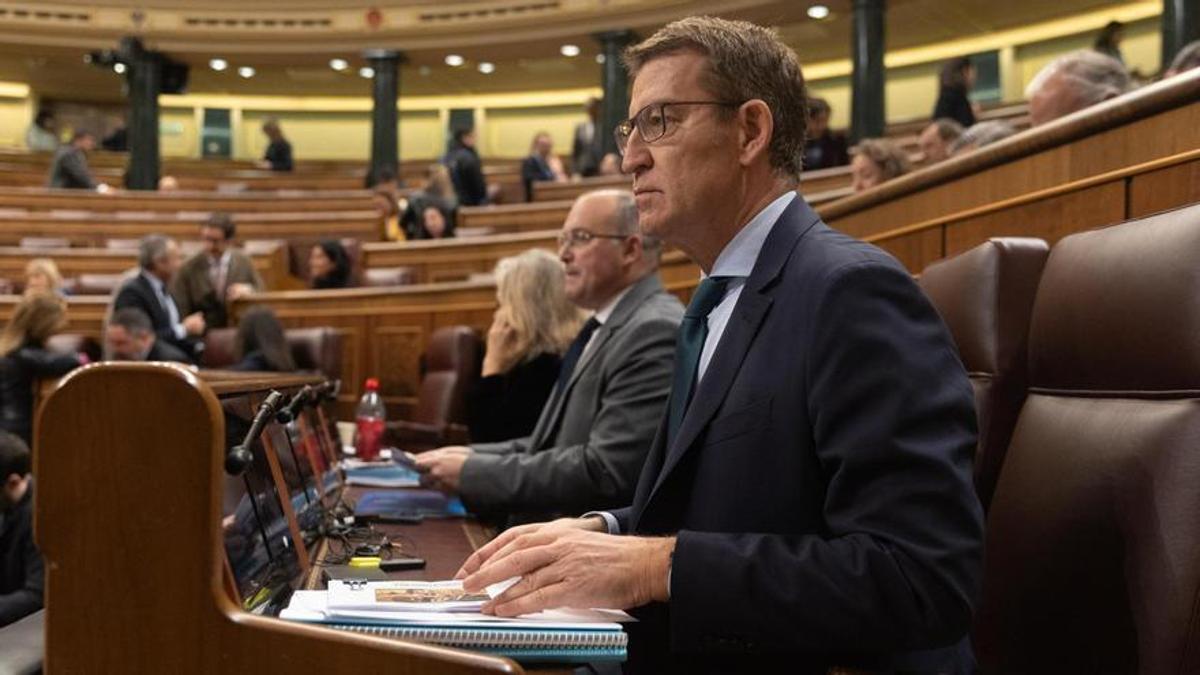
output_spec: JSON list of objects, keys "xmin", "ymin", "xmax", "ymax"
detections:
[
  {"xmin": 226, "ymin": 283, "xmax": 254, "ymax": 301},
  {"xmin": 182, "ymin": 312, "xmax": 206, "ymax": 336},
  {"xmin": 413, "ymin": 446, "xmax": 472, "ymax": 494},
  {"xmin": 456, "ymin": 516, "xmax": 606, "ymax": 579},
  {"xmin": 460, "ymin": 526, "xmax": 675, "ymax": 617}
]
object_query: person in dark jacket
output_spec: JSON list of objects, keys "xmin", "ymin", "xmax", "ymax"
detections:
[
  {"xmin": 933, "ymin": 57, "xmax": 977, "ymax": 128},
  {"xmin": 801, "ymin": 97, "xmax": 849, "ymax": 170},
  {"xmin": 308, "ymin": 240, "xmax": 353, "ymax": 290},
  {"xmin": 47, "ymin": 131, "xmax": 100, "ymax": 190},
  {"xmin": 113, "ymin": 234, "xmax": 206, "ymax": 362},
  {"xmin": 445, "ymin": 127, "xmax": 488, "ymax": 206},
  {"xmin": 401, "ymin": 164, "xmax": 458, "ymax": 241},
  {"xmin": 104, "ymin": 307, "xmax": 190, "ymax": 363},
  {"xmin": 230, "ymin": 306, "xmax": 297, "ymax": 373},
  {"xmin": 520, "ymin": 131, "xmax": 566, "ymax": 201},
  {"xmin": 0, "ymin": 293, "xmax": 84, "ymax": 445},
  {"xmin": 258, "ymin": 119, "xmax": 293, "ymax": 171},
  {"xmin": 0, "ymin": 431, "xmax": 41, "ymax": 628},
  {"xmin": 467, "ymin": 249, "xmax": 586, "ymax": 442}
]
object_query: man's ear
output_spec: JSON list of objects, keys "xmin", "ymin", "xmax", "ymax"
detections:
[{"xmin": 738, "ymin": 100, "xmax": 775, "ymax": 168}]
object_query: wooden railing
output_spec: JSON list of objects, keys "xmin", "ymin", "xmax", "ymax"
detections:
[{"xmin": 818, "ymin": 70, "xmax": 1200, "ymax": 240}]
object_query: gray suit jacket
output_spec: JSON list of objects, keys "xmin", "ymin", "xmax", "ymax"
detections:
[
  {"xmin": 459, "ymin": 273, "xmax": 683, "ymax": 525},
  {"xmin": 46, "ymin": 146, "xmax": 96, "ymax": 189}
]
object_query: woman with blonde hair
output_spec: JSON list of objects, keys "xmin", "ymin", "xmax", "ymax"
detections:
[
  {"xmin": 0, "ymin": 292, "xmax": 85, "ymax": 444},
  {"xmin": 22, "ymin": 258, "xmax": 64, "ymax": 296},
  {"xmin": 468, "ymin": 248, "xmax": 585, "ymax": 442}
]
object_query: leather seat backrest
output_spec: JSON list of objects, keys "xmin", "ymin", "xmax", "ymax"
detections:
[
  {"xmin": 918, "ymin": 237, "xmax": 1049, "ymax": 509},
  {"xmin": 974, "ymin": 203, "xmax": 1200, "ymax": 675},
  {"xmin": 410, "ymin": 326, "xmax": 480, "ymax": 426},
  {"xmin": 286, "ymin": 327, "xmax": 343, "ymax": 381},
  {"xmin": 201, "ymin": 326, "xmax": 343, "ymax": 382}
]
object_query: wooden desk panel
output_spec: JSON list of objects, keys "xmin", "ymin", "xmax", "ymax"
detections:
[
  {"xmin": 0, "ymin": 186, "xmax": 376, "ymax": 213},
  {"xmin": 0, "ymin": 209, "xmax": 383, "ymax": 248},
  {"xmin": 35, "ymin": 364, "xmax": 517, "ymax": 674},
  {"xmin": 363, "ymin": 231, "xmax": 558, "ymax": 283}
]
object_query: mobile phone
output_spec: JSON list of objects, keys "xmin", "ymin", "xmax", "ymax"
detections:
[
  {"xmin": 380, "ymin": 557, "xmax": 426, "ymax": 572},
  {"xmin": 393, "ymin": 449, "xmax": 420, "ymax": 470}
]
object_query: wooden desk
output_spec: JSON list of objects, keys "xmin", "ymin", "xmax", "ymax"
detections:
[{"xmin": 35, "ymin": 364, "xmax": 518, "ymax": 674}]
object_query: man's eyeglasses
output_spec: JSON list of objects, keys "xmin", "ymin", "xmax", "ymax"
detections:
[
  {"xmin": 613, "ymin": 100, "xmax": 743, "ymax": 155},
  {"xmin": 557, "ymin": 229, "xmax": 628, "ymax": 250}
]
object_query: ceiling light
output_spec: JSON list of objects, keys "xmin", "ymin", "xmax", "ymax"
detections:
[
  {"xmin": 237, "ymin": 66, "xmax": 255, "ymax": 78},
  {"xmin": 596, "ymin": 53, "xmax": 606, "ymax": 64},
  {"xmin": 209, "ymin": 58, "xmax": 228, "ymax": 72},
  {"xmin": 560, "ymin": 44, "xmax": 581, "ymax": 57},
  {"xmin": 444, "ymin": 54, "xmax": 464, "ymax": 67},
  {"xmin": 329, "ymin": 58, "xmax": 348, "ymax": 71},
  {"xmin": 112, "ymin": 63, "xmax": 126, "ymax": 74},
  {"xmin": 478, "ymin": 62, "xmax": 495, "ymax": 74},
  {"xmin": 359, "ymin": 66, "xmax": 374, "ymax": 78},
  {"xmin": 807, "ymin": 4, "xmax": 830, "ymax": 19}
]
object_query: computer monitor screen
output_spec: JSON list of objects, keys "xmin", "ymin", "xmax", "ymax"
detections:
[{"xmin": 220, "ymin": 396, "xmax": 302, "ymax": 614}]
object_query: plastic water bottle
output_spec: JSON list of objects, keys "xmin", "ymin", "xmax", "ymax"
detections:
[{"xmin": 354, "ymin": 378, "xmax": 386, "ymax": 461}]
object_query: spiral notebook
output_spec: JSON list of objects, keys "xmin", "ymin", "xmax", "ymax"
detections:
[{"xmin": 281, "ymin": 590, "xmax": 629, "ymax": 663}]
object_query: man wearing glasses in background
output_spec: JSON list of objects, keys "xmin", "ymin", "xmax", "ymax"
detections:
[
  {"xmin": 416, "ymin": 189, "xmax": 683, "ymax": 528},
  {"xmin": 457, "ymin": 16, "xmax": 983, "ymax": 674}
]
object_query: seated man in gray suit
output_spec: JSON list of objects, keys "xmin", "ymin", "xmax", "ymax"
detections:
[{"xmin": 416, "ymin": 189, "xmax": 684, "ymax": 526}]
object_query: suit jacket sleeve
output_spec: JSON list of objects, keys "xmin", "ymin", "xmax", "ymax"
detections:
[
  {"xmin": 237, "ymin": 254, "xmax": 265, "ymax": 290},
  {"xmin": 459, "ymin": 315, "xmax": 678, "ymax": 516},
  {"xmin": 669, "ymin": 261, "xmax": 983, "ymax": 653},
  {"xmin": 61, "ymin": 150, "xmax": 96, "ymax": 189},
  {"xmin": 114, "ymin": 284, "xmax": 176, "ymax": 346},
  {"xmin": 470, "ymin": 437, "xmax": 530, "ymax": 456},
  {"xmin": 0, "ymin": 509, "xmax": 43, "ymax": 625}
]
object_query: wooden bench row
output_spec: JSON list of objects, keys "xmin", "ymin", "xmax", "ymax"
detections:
[
  {"xmin": 0, "ymin": 186, "xmax": 377, "ymax": 213},
  {"xmin": 0, "ymin": 240, "xmax": 297, "ymax": 292}
]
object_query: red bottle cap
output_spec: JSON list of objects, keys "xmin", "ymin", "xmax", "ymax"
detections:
[{"xmin": 364, "ymin": 377, "xmax": 380, "ymax": 390}]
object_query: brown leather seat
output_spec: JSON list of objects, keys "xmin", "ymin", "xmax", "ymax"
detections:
[
  {"xmin": 362, "ymin": 267, "xmax": 417, "ymax": 287},
  {"xmin": 19, "ymin": 236, "xmax": 71, "ymax": 249},
  {"xmin": 287, "ymin": 327, "xmax": 343, "ymax": 381},
  {"xmin": 918, "ymin": 237, "xmax": 1049, "ymax": 509},
  {"xmin": 201, "ymin": 325, "xmax": 343, "ymax": 382},
  {"xmin": 200, "ymin": 327, "xmax": 238, "ymax": 369},
  {"xmin": 974, "ymin": 203, "xmax": 1200, "ymax": 674},
  {"xmin": 387, "ymin": 325, "xmax": 481, "ymax": 451}
]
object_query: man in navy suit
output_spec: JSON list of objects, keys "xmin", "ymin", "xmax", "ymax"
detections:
[{"xmin": 459, "ymin": 16, "xmax": 983, "ymax": 673}]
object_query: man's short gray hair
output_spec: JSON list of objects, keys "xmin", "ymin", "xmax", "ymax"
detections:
[
  {"xmin": 1025, "ymin": 50, "xmax": 1131, "ymax": 108},
  {"xmin": 949, "ymin": 120, "xmax": 1018, "ymax": 155},
  {"xmin": 138, "ymin": 234, "xmax": 173, "ymax": 270},
  {"xmin": 587, "ymin": 189, "xmax": 662, "ymax": 262}
]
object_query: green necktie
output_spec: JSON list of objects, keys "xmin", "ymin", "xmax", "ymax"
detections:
[{"xmin": 666, "ymin": 276, "xmax": 733, "ymax": 445}]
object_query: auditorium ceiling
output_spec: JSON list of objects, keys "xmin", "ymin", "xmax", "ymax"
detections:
[{"xmin": 0, "ymin": 0, "xmax": 1149, "ymax": 100}]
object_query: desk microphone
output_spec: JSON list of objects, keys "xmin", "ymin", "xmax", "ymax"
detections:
[
  {"xmin": 226, "ymin": 390, "xmax": 284, "ymax": 476},
  {"xmin": 276, "ymin": 386, "xmax": 313, "ymax": 424},
  {"xmin": 313, "ymin": 379, "xmax": 341, "ymax": 403}
]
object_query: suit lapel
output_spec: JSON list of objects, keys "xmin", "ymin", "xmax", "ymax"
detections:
[
  {"xmin": 528, "ymin": 274, "xmax": 663, "ymax": 451},
  {"xmin": 640, "ymin": 197, "xmax": 821, "ymax": 509}
]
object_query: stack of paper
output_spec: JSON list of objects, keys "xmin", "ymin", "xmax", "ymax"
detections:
[{"xmin": 280, "ymin": 579, "xmax": 631, "ymax": 663}]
